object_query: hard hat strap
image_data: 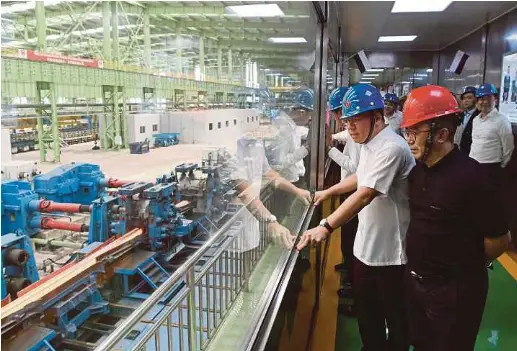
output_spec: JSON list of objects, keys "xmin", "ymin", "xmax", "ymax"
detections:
[
  {"xmin": 359, "ymin": 112, "xmax": 377, "ymax": 144},
  {"xmin": 422, "ymin": 121, "xmax": 436, "ymax": 162}
]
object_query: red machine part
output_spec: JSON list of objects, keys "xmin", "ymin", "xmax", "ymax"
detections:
[
  {"xmin": 37, "ymin": 200, "xmax": 92, "ymax": 213},
  {"xmin": 107, "ymin": 178, "xmax": 133, "ymax": 188},
  {"xmin": 40, "ymin": 218, "xmax": 89, "ymax": 232}
]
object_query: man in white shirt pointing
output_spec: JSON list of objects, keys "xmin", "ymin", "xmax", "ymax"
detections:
[{"xmin": 297, "ymin": 83, "xmax": 415, "ymax": 351}]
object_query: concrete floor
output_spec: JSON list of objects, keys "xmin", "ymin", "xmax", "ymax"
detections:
[{"xmin": 12, "ymin": 141, "xmax": 238, "ymax": 181}]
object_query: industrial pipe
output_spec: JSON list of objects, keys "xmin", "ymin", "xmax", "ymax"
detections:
[
  {"xmin": 4, "ymin": 249, "xmax": 29, "ymax": 267},
  {"xmin": 32, "ymin": 238, "xmax": 84, "ymax": 250},
  {"xmin": 39, "ymin": 218, "xmax": 89, "ymax": 232},
  {"xmin": 29, "ymin": 200, "xmax": 91, "ymax": 213},
  {"xmin": 106, "ymin": 178, "xmax": 133, "ymax": 188}
]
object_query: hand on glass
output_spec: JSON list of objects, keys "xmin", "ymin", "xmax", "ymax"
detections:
[
  {"xmin": 297, "ymin": 189, "xmax": 312, "ymax": 205},
  {"xmin": 296, "ymin": 226, "xmax": 329, "ymax": 251},
  {"xmin": 313, "ymin": 190, "xmax": 330, "ymax": 207},
  {"xmin": 268, "ymin": 222, "xmax": 296, "ymax": 249}
]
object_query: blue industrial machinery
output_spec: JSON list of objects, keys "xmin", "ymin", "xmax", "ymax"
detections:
[
  {"xmin": 33, "ymin": 162, "xmax": 106, "ymax": 204},
  {"xmin": 1, "ymin": 181, "xmax": 41, "ymax": 237},
  {"xmin": 153, "ymin": 133, "xmax": 180, "ymax": 147},
  {"xmin": 143, "ymin": 182, "xmax": 195, "ymax": 252},
  {"xmin": 87, "ymin": 195, "xmax": 126, "ymax": 243},
  {"xmin": 1, "ymin": 233, "xmax": 40, "ymax": 300}
]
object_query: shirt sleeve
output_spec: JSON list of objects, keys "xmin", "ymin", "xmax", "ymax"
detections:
[
  {"xmin": 332, "ymin": 131, "xmax": 348, "ymax": 143},
  {"xmin": 358, "ymin": 145, "xmax": 405, "ymax": 195},
  {"xmin": 499, "ymin": 117, "xmax": 515, "ymax": 168}
]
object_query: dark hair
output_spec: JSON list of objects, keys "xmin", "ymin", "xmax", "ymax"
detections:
[{"xmin": 433, "ymin": 113, "xmax": 462, "ymax": 142}]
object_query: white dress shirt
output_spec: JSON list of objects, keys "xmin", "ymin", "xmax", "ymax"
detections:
[
  {"xmin": 470, "ymin": 109, "xmax": 514, "ymax": 168},
  {"xmin": 331, "ymin": 130, "xmax": 361, "ymax": 179},
  {"xmin": 354, "ymin": 127, "xmax": 415, "ymax": 266}
]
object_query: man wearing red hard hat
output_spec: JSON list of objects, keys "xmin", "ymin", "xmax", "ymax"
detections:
[{"xmin": 401, "ymin": 85, "xmax": 511, "ymax": 351}]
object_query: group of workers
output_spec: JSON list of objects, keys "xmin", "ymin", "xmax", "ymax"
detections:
[{"xmin": 296, "ymin": 82, "xmax": 514, "ymax": 351}]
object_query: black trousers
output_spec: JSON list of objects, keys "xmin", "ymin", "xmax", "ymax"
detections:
[
  {"xmin": 340, "ymin": 210, "xmax": 358, "ymax": 282},
  {"xmin": 353, "ymin": 259, "xmax": 409, "ymax": 351},
  {"xmin": 407, "ymin": 269, "xmax": 488, "ymax": 351}
]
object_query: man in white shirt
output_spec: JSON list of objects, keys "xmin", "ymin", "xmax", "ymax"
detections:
[
  {"xmin": 298, "ymin": 84, "xmax": 415, "ymax": 351},
  {"xmin": 384, "ymin": 93, "xmax": 403, "ymax": 135},
  {"xmin": 470, "ymin": 83, "xmax": 514, "ymax": 169}
]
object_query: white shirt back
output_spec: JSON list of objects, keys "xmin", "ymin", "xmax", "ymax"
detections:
[
  {"xmin": 470, "ymin": 109, "xmax": 514, "ymax": 168},
  {"xmin": 354, "ymin": 127, "xmax": 415, "ymax": 266}
]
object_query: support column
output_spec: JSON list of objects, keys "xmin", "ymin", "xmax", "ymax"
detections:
[
  {"xmin": 176, "ymin": 29, "xmax": 182, "ymax": 74},
  {"xmin": 50, "ymin": 83, "xmax": 60, "ymax": 162},
  {"xmin": 143, "ymin": 8, "xmax": 151, "ymax": 69},
  {"xmin": 228, "ymin": 49, "xmax": 233, "ymax": 83},
  {"xmin": 102, "ymin": 1, "xmax": 111, "ymax": 61},
  {"xmin": 199, "ymin": 36, "xmax": 205, "ymax": 80},
  {"xmin": 240, "ymin": 53, "xmax": 245, "ymax": 85},
  {"xmin": 217, "ymin": 46, "xmax": 223, "ymax": 81},
  {"xmin": 35, "ymin": 1, "xmax": 46, "ymax": 52},
  {"xmin": 111, "ymin": 2, "xmax": 119, "ymax": 62}
]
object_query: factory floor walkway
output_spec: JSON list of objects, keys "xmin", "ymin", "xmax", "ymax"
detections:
[{"xmin": 278, "ymin": 198, "xmax": 517, "ymax": 351}]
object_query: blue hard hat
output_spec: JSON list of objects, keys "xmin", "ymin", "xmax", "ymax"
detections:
[
  {"xmin": 294, "ymin": 88, "xmax": 314, "ymax": 110},
  {"xmin": 476, "ymin": 83, "xmax": 498, "ymax": 98},
  {"xmin": 460, "ymin": 86, "xmax": 477, "ymax": 98},
  {"xmin": 329, "ymin": 87, "xmax": 349, "ymax": 111},
  {"xmin": 383, "ymin": 93, "xmax": 400, "ymax": 105},
  {"xmin": 341, "ymin": 83, "xmax": 384, "ymax": 120}
]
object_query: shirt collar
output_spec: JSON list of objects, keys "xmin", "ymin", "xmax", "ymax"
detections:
[
  {"xmin": 420, "ymin": 146, "xmax": 459, "ymax": 172},
  {"xmin": 365, "ymin": 125, "xmax": 391, "ymax": 150},
  {"xmin": 480, "ymin": 108, "xmax": 497, "ymax": 121},
  {"xmin": 466, "ymin": 107, "xmax": 477, "ymax": 116}
]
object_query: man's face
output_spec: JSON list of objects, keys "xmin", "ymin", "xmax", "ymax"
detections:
[
  {"xmin": 384, "ymin": 101, "xmax": 396, "ymax": 116},
  {"xmin": 478, "ymin": 95, "xmax": 495, "ymax": 115},
  {"xmin": 461, "ymin": 92, "xmax": 476, "ymax": 110},
  {"xmin": 403, "ymin": 122, "xmax": 431, "ymax": 161},
  {"xmin": 344, "ymin": 112, "xmax": 375, "ymax": 143}
]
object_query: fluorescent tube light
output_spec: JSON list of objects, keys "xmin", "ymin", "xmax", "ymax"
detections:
[
  {"xmin": 506, "ymin": 33, "xmax": 517, "ymax": 40},
  {"xmin": 378, "ymin": 35, "xmax": 417, "ymax": 42},
  {"xmin": 391, "ymin": 0, "xmax": 452, "ymax": 13},
  {"xmin": 268, "ymin": 37, "xmax": 307, "ymax": 43},
  {"xmin": 400, "ymin": 81, "xmax": 412, "ymax": 84},
  {"xmin": 367, "ymin": 69, "xmax": 384, "ymax": 72},
  {"xmin": 362, "ymin": 74, "xmax": 379, "ymax": 77},
  {"xmin": 226, "ymin": 4, "xmax": 284, "ymax": 17},
  {"xmin": 426, "ymin": 68, "xmax": 433, "ymax": 72}
]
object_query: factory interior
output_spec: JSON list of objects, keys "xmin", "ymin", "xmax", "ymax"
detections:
[{"xmin": 0, "ymin": 1, "xmax": 516, "ymax": 351}]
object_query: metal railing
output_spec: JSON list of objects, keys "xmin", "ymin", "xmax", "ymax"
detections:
[{"xmin": 95, "ymin": 187, "xmax": 287, "ymax": 351}]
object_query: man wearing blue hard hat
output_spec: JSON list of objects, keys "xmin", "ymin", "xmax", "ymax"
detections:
[
  {"xmin": 454, "ymin": 86, "xmax": 480, "ymax": 155},
  {"xmin": 470, "ymin": 83, "xmax": 514, "ymax": 170},
  {"xmin": 383, "ymin": 93, "xmax": 403, "ymax": 135},
  {"xmin": 298, "ymin": 83, "xmax": 414, "ymax": 351}
]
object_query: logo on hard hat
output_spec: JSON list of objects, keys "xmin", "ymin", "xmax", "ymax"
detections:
[{"xmin": 344, "ymin": 100, "xmax": 351, "ymax": 108}]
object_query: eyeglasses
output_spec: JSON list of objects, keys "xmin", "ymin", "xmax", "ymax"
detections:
[{"xmin": 401, "ymin": 128, "xmax": 431, "ymax": 141}]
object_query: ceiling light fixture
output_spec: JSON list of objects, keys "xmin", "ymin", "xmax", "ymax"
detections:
[
  {"xmin": 226, "ymin": 4, "xmax": 284, "ymax": 17},
  {"xmin": 268, "ymin": 37, "xmax": 307, "ymax": 43},
  {"xmin": 362, "ymin": 74, "xmax": 379, "ymax": 77},
  {"xmin": 367, "ymin": 69, "xmax": 385, "ymax": 72},
  {"xmin": 378, "ymin": 35, "xmax": 417, "ymax": 42},
  {"xmin": 426, "ymin": 68, "xmax": 433, "ymax": 72},
  {"xmin": 400, "ymin": 81, "xmax": 412, "ymax": 84},
  {"xmin": 505, "ymin": 33, "xmax": 517, "ymax": 40},
  {"xmin": 391, "ymin": 0, "xmax": 452, "ymax": 13}
]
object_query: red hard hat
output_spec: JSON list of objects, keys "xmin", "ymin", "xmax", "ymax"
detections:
[{"xmin": 401, "ymin": 85, "xmax": 463, "ymax": 128}]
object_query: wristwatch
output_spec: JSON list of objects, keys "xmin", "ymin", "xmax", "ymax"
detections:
[
  {"xmin": 265, "ymin": 214, "xmax": 277, "ymax": 223},
  {"xmin": 319, "ymin": 218, "xmax": 334, "ymax": 234}
]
